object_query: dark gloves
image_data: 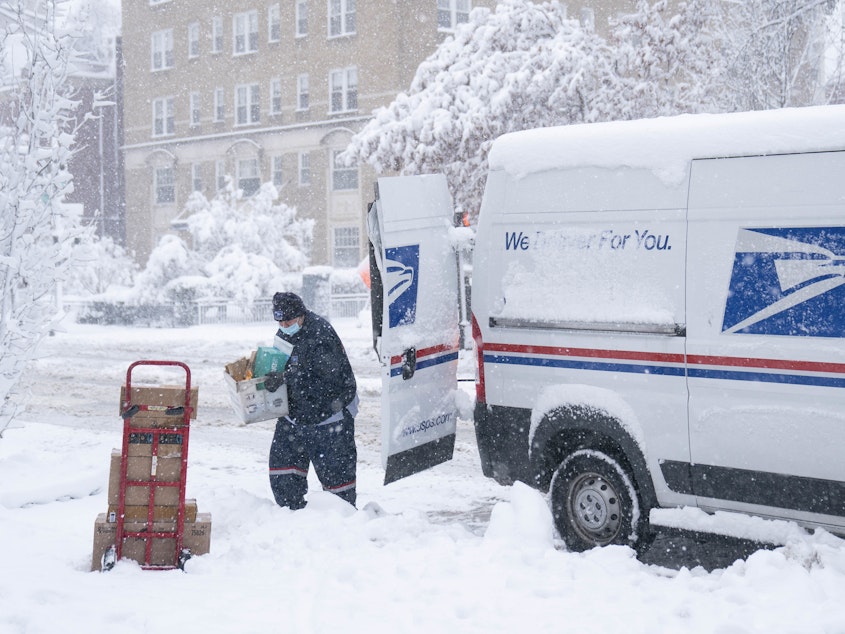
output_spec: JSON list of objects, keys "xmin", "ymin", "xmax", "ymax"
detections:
[{"xmin": 262, "ymin": 371, "xmax": 284, "ymax": 393}]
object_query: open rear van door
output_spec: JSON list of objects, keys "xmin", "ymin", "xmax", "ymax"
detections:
[{"xmin": 367, "ymin": 174, "xmax": 460, "ymax": 484}]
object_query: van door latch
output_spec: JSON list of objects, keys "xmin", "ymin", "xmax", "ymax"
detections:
[{"xmin": 401, "ymin": 347, "xmax": 416, "ymax": 380}]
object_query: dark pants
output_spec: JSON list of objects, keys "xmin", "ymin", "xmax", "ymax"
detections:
[{"xmin": 268, "ymin": 413, "xmax": 357, "ymax": 509}]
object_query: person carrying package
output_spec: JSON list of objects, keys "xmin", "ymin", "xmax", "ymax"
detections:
[{"xmin": 262, "ymin": 292, "xmax": 359, "ymax": 509}]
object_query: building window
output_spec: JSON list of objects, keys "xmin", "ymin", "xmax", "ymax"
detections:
[
  {"xmin": 214, "ymin": 87, "xmax": 225, "ymax": 122},
  {"xmin": 270, "ymin": 78, "xmax": 282, "ymax": 115},
  {"xmin": 297, "ymin": 74, "xmax": 309, "ymax": 110},
  {"xmin": 216, "ymin": 159, "xmax": 227, "ymax": 191},
  {"xmin": 268, "ymin": 4, "xmax": 281, "ymax": 42},
  {"xmin": 331, "ymin": 150, "xmax": 358, "ymax": 191},
  {"xmin": 152, "ymin": 97, "xmax": 174, "ymax": 136},
  {"xmin": 155, "ymin": 166, "xmax": 175, "ymax": 204},
  {"xmin": 272, "ymin": 155, "xmax": 283, "ymax": 188},
  {"xmin": 296, "ymin": 0, "xmax": 308, "ymax": 36},
  {"xmin": 235, "ymin": 84, "xmax": 260, "ymax": 125},
  {"xmin": 189, "ymin": 92, "xmax": 201, "ymax": 126},
  {"xmin": 188, "ymin": 22, "xmax": 200, "ymax": 58},
  {"xmin": 212, "ymin": 16, "xmax": 224, "ymax": 53},
  {"xmin": 437, "ymin": 0, "xmax": 470, "ymax": 31},
  {"xmin": 328, "ymin": 0, "xmax": 355, "ymax": 38},
  {"xmin": 237, "ymin": 158, "xmax": 261, "ymax": 197},
  {"xmin": 333, "ymin": 226, "xmax": 360, "ymax": 267},
  {"xmin": 192, "ymin": 163, "xmax": 203, "ymax": 192},
  {"xmin": 233, "ymin": 11, "xmax": 259, "ymax": 55},
  {"xmin": 329, "ymin": 67, "xmax": 357, "ymax": 113},
  {"xmin": 151, "ymin": 29, "xmax": 173, "ymax": 70},
  {"xmin": 298, "ymin": 152, "xmax": 310, "ymax": 186}
]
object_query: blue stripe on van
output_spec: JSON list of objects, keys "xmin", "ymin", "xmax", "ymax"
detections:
[
  {"xmin": 688, "ymin": 367, "xmax": 845, "ymax": 389},
  {"xmin": 485, "ymin": 352, "xmax": 845, "ymax": 388},
  {"xmin": 484, "ymin": 353, "xmax": 686, "ymax": 377}
]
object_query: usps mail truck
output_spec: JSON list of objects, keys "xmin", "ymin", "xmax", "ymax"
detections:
[{"xmin": 367, "ymin": 105, "xmax": 845, "ymax": 552}]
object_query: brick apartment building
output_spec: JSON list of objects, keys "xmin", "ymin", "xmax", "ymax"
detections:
[{"xmin": 120, "ymin": 1, "xmax": 636, "ymax": 268}]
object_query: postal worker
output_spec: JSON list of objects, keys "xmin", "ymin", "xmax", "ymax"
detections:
[{"xmin": 263, "ymin": 292, "xmax": 359, "ymax": 509}]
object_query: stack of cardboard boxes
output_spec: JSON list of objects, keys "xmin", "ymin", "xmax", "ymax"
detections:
[{"xmin": 91, "ymin": 384, "xmax": 211, "ymax": 571}]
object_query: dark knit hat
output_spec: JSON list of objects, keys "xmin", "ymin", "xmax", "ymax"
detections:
[{"xmin": 272, "ymin": 292, "xmax": 306, "ymax": 321}]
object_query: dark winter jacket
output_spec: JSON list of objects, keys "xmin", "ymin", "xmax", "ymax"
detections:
[{"xmin": 277, "ymin": 310, "xmax": 357, "ymax": 425}]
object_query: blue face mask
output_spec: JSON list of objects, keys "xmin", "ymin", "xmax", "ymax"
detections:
[{"xmin": 280, "ymin": 322, "xmax": 301, "ymax": 336}]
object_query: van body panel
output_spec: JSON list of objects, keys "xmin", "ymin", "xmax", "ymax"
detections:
[
  {"xmin": 685, "ymin": 151, "xmax": 845, "ymax": 523},
  {"xmin": 368, "ymin": 174, "xmax": 460, "ymax": 484}
]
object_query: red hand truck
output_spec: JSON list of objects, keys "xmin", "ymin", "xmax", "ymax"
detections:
[{"xmin": 102, "ymin": 360, "xmax": 195, "ymax": 571}]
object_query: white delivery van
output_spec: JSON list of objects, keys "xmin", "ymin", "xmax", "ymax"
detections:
[{"xmin": 367, "ymin": 105, "xmax": 845, "ymax": 552}]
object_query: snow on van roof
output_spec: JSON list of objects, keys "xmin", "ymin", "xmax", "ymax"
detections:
[{"xmin": 488, "ymin": 105, "xmax": 845, "ymax": 185}]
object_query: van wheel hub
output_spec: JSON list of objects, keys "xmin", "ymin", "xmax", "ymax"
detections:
[{"xmin": 569, "ymin": 473, "xmax": 621, "ymax": 542}]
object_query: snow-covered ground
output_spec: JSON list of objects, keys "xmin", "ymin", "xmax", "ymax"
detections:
[{"xmin": 3, "ymin": 316, "xmax": 845, "ymax": 633}]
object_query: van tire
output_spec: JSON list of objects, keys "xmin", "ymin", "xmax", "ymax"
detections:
[{"xmin": 550, "ymin": 449, "xmax": 650, "ymax": 553}]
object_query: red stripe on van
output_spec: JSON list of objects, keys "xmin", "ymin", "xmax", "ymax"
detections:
[
  {"xmin": 485, "ymin": 343, "xmax": 685, "ymax": 365},
  {"xmin": 688, "ymin": 355, "xmax": 845, "ymax": 375},
  {"xmin": 484, "ymin": 342, "xmax": 845, "ymax": 376},
  {"xmin": 389, "ymin": 342, "xmax": 459, "ymax": 366}
]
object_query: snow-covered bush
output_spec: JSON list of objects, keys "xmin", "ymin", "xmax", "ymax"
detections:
[
  {"xmin": 131, "ymin": 182, "xmax": 314, "ymax": 305},
  {"xmin": 64, "ymin": 234, "xmax": 138, "ymax": 296}
]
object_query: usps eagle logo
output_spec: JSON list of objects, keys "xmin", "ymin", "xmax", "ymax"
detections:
[
  {"xmin": 722, "ymin": 227, "xmax": 845, "ymax": 337},
  {"xmin": 384, "ymin": 244, "xmax": 419, "ymax": 328}
]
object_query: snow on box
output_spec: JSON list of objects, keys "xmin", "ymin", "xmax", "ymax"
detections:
[{"xmin": 488, "ymin": 104, "xmax": 845, "ymax": 185}]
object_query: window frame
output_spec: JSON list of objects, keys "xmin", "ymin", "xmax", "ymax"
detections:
[
  {"xmin": 189, "ymin": 91, "xmax": 201, "ymax": 127},
  {"xmin": 233, "ymin": 10, "xmax": 259, "ymax": 55},
  {"xmin": 150, "ymin": 29, "xmax": 174, "ymax": 71},
  {"xmin": 329, "ymin": 66, "xmax": 358, "ymax": 114},
  {"xmin": 298, "ymin": 151, "xmax": 311, "ymax": 186},
  {"xmin": 272, "ymin": 155, "xmax": 283, "ymax": 188},
  {"xmin": 437, "ymin": 0, "xmax": 471, "ymax": 31},
  {"xmin": 155, "ymin": 165, "xmax": 176, "ymax": 204},
  {"xmin": 268, "ymin": 4, "xmax": 281, "ymax": 42},
  {"xmin": 216, "ymin": 159, "xmax": 227, "ymax": 191},
  {"xmin": 235, "ymin": 83, "xmax": 261, "ymax": 126},
  {"xmin": 187, "ymin": 21, "xmax": 200, "ymax": 58},
  {"xmin": 212, "ymin": 16, "xmax": 224, "ymax": 53},
  {"xmin": 296, "ymin": 73, "xmax": 310, "ymax": 111},
  {"xmin": 191, "ymin": 163, "xmax": 203, "ymax": 192},
  {"xmin": 328, "ymin": 0, "xmax": 356, "ymax": 38},
  {"xmin": 332, "ymin": 226, "xmax": 360, "ymax": 267},
  {"xmin": 295, "ymin": 0, "xmax": 308, "ymax": 37},
  {"xmin": 151, "ymin": 96, "xmax": 175, "ymax": 137},
  {"xmin": 270, "ymin": 77, "xmax": 282, "ymax": 115},
  {"xmin": 237, "ymin": 157, "xmax": 262, "ymax": 197},
  {"xmin": 214, "ymin": 87, "xmax": 225, "ymax": 122},
  {"xmin": 331, "ymin": 150, "xmax": 358, "ymax": 191}
]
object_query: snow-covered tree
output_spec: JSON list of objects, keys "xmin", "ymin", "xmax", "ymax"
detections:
[
  {"xmin": 1, "ymin": 0, "xmax": 89, "ymax": 436},
  {"xmin": 131, "ymin": 181, "xmax": 314, "ymax": 306},
  {"xmin": 716, "ymin": 0, "xmax": 840, "ymax": 110},
  {"xmin": 348, "ymin": 0, "xmax": 842, "ymax": 219}
]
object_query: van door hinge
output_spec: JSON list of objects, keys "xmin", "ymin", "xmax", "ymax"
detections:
[{"xmin": 401, "ymin": 347, "xmax": 416, "ymax": 380}]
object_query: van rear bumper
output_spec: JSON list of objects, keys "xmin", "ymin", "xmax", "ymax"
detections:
[{"xmin": 473, "ymin": 402, "xmax": 534, "ymax": 487}]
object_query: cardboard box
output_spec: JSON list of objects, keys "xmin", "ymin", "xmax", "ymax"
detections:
[
  {"xmin": 108, "ymin": 450, "xmax": 182, "ymax": 506},
  {"xmin": 91, "ymin": 512, "xmax": 212, "ymax": 571},
  {"xmin": 224, "ymin": 361, "xmax": 289, "ymax": 424},
  {"xmin": 119, "ymin": 385, "xmax": 199, "ymax": 422},
  {"xmin": 107, "ymin": 499, "xmax": 198, "ymax": 523}
]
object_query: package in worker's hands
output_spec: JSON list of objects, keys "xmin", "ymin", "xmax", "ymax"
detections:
[{"xmin": 224, "ymin": 352, "xmax": 289, "ymax": 425}]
